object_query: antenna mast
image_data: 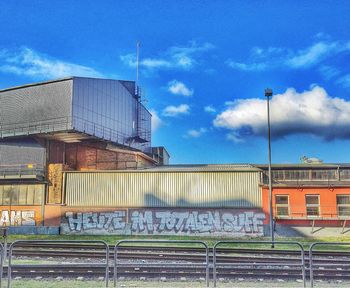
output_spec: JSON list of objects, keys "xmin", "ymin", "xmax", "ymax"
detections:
[{"xmin": 136, "ymin": 41, "xmax": 140, "ymax": 91}]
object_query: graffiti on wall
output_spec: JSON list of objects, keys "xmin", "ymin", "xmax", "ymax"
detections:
[
  {"xmin": 0, "ymin": 210, "xmax": 35, "ymax": 226},
  {"xmin": 61, "ymin": 209, "xmax": 266, "ymax": 236}
]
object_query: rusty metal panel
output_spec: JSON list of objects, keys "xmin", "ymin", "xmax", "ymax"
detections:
[{"xmin": 64, "ymin": 170, "xmax": 262, "ymax": 208}]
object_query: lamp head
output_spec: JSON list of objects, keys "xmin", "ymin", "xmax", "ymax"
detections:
[{"xmin": 265, "ymin": 88, "xmax": 273, "ymax": 97}]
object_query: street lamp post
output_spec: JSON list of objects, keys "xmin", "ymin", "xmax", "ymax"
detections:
[{"xmin": 265, "ymin": 88, "xmax": 275, "ymax": 246}]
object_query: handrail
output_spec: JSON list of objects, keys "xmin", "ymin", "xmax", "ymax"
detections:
[
  {"xmin": 0, "ymin": 164, "xmax": 45, "ymax": 177},
  {"xmin": 114, "ymin": 239, "xmax": 209, "ymax": 288},
  {"xmin": 0, "ymin": 115, "xmax": 150, "ymax": 147},
  {"xmin": 213, "ymin": 240, "xmax": 306, "ymax": 288},
  {"xmin": 309, "ymin": 242, "xmax": 350, "ymax": 288},
  {"xmin": 8, "ymin": 240, "xmax": 109, "ymax": 287}
]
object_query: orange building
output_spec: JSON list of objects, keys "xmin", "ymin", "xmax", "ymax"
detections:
[{"xmin": 260, "ymin": 164, "xmax": 350, "ymax": 234}]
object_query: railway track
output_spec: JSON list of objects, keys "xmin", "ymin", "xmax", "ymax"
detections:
[
  {"xmin": 1, "ymin": 265, "xmax": 350, "ymax": 280},
  {"xmin": 2, "ymin": 243, "xmax": 350, "ymax": 282}
]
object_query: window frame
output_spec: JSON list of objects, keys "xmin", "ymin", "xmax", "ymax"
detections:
[
  {"xmin": 305, "ymin": 194, "xmax": 321, "ymax": 218},
  {"xmin": 275, "ymin": 194, "xmax": 290, "ymax": 218},
  {"xmin": 336, "ymin": 194, "xmax": 350, "ymax": 218}
]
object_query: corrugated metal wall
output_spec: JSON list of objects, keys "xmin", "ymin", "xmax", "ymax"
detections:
[
  {"xmin": 0, "ymin": 79, "xmax": 73, "ymax": 138},
  {"xmin": 64, "ymin": 171, "xmax": 262, "ymax": 208},
  {"xmin": 0, "ymin": 138, "xmax": 45, "ymax": 166}
]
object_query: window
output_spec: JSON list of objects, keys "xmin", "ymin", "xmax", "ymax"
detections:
[
  {"xmin": 306, "ymin": 195, "xmax": 320, "ymax": 217},
  {"xmin": 337, "ymin": 195, "xmax": 350, "ymax": 217},
  {"xmin": 275, "ymin": 195, "xmax": 289, "ymax": 217},
  {"xmin": 0, "ymin": 184, "xmax": 44, "ymax": 206}
]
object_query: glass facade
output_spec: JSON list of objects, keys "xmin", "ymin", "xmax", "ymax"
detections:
[
  {"xmin": 0, "ymin": 184, "xmax": 44, "ymax": 205},
  {"xmin": 72, "ymin": 77, "xmax": 151, "ymax": 152}
]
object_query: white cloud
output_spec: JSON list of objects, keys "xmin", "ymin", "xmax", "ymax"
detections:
[
  {"xmin": 227, "ymin": 40, "xmax": 350, "ymax": 72},
  {"xmin": 184, "ymin": 128, "xmax": 207, "ymax": 138},
  {"xmin": 0, "ymin": 47, "xmax": 102, "ymax": 79},
  {"xmin": 318, "ymin": 65, "xmax": 341, "ymax": 80},
  {"xmin": 149, "ymin": 109, "xmax": 163, "ymax": 132},
  {"xmin": 226, "ymin": 132, "xmax": 245, "ymax": 143},
  {"xmin": 168, "ymin": 80, "xmax": 193, "ymax": 96},
  {"xmin": 226, "ymin": 61, "xmax": 267, "ymax": 71},
  {"xmin": 285, "ymin": 42, "xmax": 338, "ymax": 68},
  {"xmin": 214, "ymin": 86, "xmax": 350, "ymax": 141},
  {"xmin": 204, "ymin": 105, "xmax": 216, "ymax": 113},
  {"xmin": 337, "ymin": 74, "xmax": 350, "ymax": 89},
  {"xmin": 162, "ymin": 104, "xmax": 190, "ymax": 117},
  {"xmin": 120, "ymin": 41, "xmax": 214, "ymax": 71}
]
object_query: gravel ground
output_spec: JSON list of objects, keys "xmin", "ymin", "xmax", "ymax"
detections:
[{"xmin": 7, "ymin": 279, "xmax": 350, "ymax": 288}]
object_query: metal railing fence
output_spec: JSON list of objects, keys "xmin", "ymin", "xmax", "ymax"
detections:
[
  {"xmin": 7, "ymin": 240, "xmax": 110, "ymax": 288},
  {"xmin": 0, "ymin": 115, "xmax": 150, "ymax": 146},
  {"xmin": 114, "ymin": 239, "xmax": 209, "ymax": 288},
  {"xmin": 2, "ymin": 239, "xmax": 350, "ymax": 286},
  {"xmin": 213, "ymin": 240, "xmax": 306, "ymax": 288},
  {"xmin": 0, "ymin": 164, "xmax": 45, "ymax": 178},
  {"xmin": 309, "ymin": 242, "xmax": 350, "ymax": 288}
]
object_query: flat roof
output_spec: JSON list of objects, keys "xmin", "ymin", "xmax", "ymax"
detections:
[
  {"xmin": 255, "ymin": 163, "xmax": 350, "ymax": 169},
  {"xmin": 0, "ymin": 76, "xmax": 136, "ymax": 93},
  {"xmin": 140, "ymin": 164, "xmax": 260, "ymax": 172},
  {"xmin": 0, "ymin": 77, "xmax": 73, "ymax": 93}
]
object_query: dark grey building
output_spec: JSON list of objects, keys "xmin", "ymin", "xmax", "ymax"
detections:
[{"xmin": 0, "ymin": 77, "xmax": 151, "ymax": 151}]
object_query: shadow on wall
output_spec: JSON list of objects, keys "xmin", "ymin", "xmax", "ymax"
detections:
[
  {"xmin": 274, "ymin": 223, "xmax": 350, "ymax": 237},
  {"xmin": 142, "ymin": 193, "xmax": 350, "ymax": 238},
  {"xmin": 143, "ymin": 193, "xmax": 258, "ymax": 208}
]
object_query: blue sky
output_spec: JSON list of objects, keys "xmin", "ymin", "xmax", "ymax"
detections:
[{"xmin": 1, "ymin": 1, "xmax": 350, "ymax": 164}]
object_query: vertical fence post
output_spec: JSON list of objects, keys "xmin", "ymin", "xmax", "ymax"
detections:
[
  {"xmin": 205, "ymin": 244, "xmax": 209, "ymax": 288},
  {"xmin": 105, "ymin": 242, "xmax": 109, "ymax": 288},
  {"xmin": 1, "ymin": 228, "xmax": 7, "ymax": 262},
  {"xmin": 309, "ymin": 244, "xmax": 314, "ymax": 288},
  {"xmin": 213, "ymin": 241, "xmax": 306, "ymax": 288},
  {"xmin": 7, "ymin": 240, "xmax": 109, "ymax": 288},
  {"xmin": 114, "ymin": 240, "xmax": 209, "ymax": 288},
  {"xmin": 0, "ymin": 243, "xmax": 3, "ymax": 288},
  {"xmin": 113, "ymin": 245, "xmax": 118, "ymax": 288},
  {"xmin": 300, "ymin": 245, "xmax": 306, "ymax": 288},
  {"xmin": 7, "ymin": 241, "xmax": 13, "ymax": 288},
  {"xmin": 213, "ymin": 244, "xmax": 217, "ymax": 287}
]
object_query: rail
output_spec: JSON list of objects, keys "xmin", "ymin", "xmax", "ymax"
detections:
[
  {"xmin": 0, "ymin": 115, "xmax": 150, "ymax": 145},
  {"xmin": 113, "ymin": 239, "xmax": 209, "ymax": 288},
  {"xmin": 309, "ymin": 242, "xmax": 350, "ymax": 288},
  {"xmin": 0, "ymin": 116, "xmax": 71, "ymax": 138},
  {"xmin": 7, "ymin": 240, "xmax": 110, "ymax": 288},
  {"xmin": 213, "ymin": 240, "xmax": 306, "ymax": 288},
  {"xmin": 0, "ymin": 164, "xmax": 45, "ymax": 178}
]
